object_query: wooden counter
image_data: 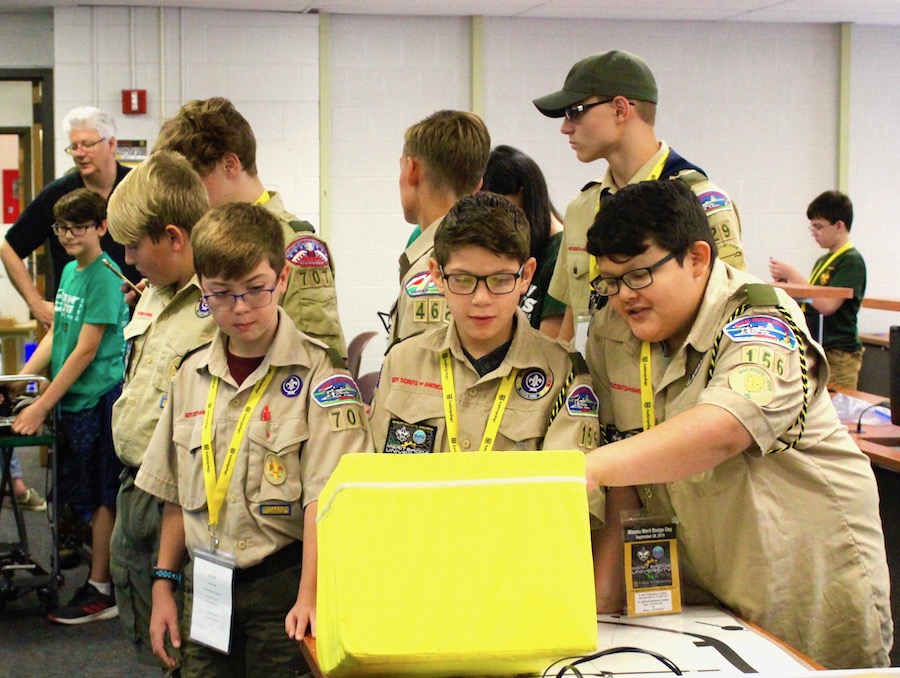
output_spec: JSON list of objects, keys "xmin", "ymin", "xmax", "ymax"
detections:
[
  {"xmin": 0, "ymin": 319, "xmax": 37, "ymax": 376},
  {"xmin": 862, "ymin": 297, "xmax": 900, "ymax": 312},
  {"xmin": 771, "ymin": 281, "xmax": 852, "ymax": 300}
]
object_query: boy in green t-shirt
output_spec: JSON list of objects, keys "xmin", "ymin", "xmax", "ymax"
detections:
[{"xmin": 13, "ymin": 188, "xmax": 129, "ymax": 624}]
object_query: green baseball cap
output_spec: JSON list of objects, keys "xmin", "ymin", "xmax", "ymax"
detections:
[{"xmin": 533, "ymin": 50, "xmax": 658, "ymax": 118}]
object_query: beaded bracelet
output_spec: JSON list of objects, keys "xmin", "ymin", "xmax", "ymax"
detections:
[{"xmin": 151, "ymin": 567, "xmax": 183, "ymax": 588}]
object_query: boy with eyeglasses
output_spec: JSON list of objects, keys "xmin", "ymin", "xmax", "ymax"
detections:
[
  {"xmin": 370, "ymin": 192, "xmax": 604, "ymax": 524},
  {"xmin": 136, "ymin": 203, "xmax": 371, "ymax": 676},
  {"xmin": 583, "ymin": 180, "xmax": 891, "ymax": 669},
  {"xmin": 1, "ymin": 106, "xmax": 139, "ymax": 328},
  {"xmin": 768, "ymin": 190, "xmax": 866, "ymax": 388},
  {"xmin": 104, "ymin": 150, "xmax": 215, "ymax": 669},
  {"xmin": 13, "ymin": 188, "xmax": 129, "ymax": 625},
  {"xmin": 533, "ymin": 50, "xmax": 745, "ymax": 344}
]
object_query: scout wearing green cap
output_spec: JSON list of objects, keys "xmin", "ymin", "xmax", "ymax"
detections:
[{"xmin": 533, "ymin": 50, "xmax": 658, "ymax": 117}]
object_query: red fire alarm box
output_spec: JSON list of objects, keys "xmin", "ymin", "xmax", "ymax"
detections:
[
  {"xmin": 3, "ymin": 169, "xmax": 21, "ymax": 223},
  {"xmin": 122, "ymin": 89, "xmax": 147, "ymax": 115}
]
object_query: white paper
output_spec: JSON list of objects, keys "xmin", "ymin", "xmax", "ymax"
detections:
[{"xmin": 189, "ymin": 553, "xmax": 234, "ymax": 654}]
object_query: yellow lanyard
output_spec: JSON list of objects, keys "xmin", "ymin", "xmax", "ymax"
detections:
[
  {"xmin": 808, "ymin": 241, "xmax": 853, "ymax": 285},
  {"xmin": 255, "ymin": 190, "xmax": 271, "ymax": 206},
  {"xmin": 439, "ymin": 349, "xmax": 517, "ymax": 452},
  {"xmin": 589, "ymin": 151, "xmax": 670, "ymax": 283},
  {"xmin": 201, "ymin": 366, "xmax": 275, "ymax": 546},
  {"xmin": 639, "ymin": 341, "xmax": 655, "ymax": 431}
]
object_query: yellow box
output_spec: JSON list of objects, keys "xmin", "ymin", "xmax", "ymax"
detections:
[{"xmin": 316, "ymin": 450, "xmax": 597, "ymax": 677}]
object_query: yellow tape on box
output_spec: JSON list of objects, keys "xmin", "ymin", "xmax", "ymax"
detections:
[{"xmin": 316, "ymin": 450, "xmax": 597, "ymax": 677}]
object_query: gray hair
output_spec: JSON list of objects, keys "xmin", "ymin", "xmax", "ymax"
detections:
[{"xmin": 62, "ymin": 106, "xmax": 117, "ymax": 139}]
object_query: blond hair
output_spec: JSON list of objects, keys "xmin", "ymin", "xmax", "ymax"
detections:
[
  {"xmin": 107, "ymin": 151, "xmax": 209, "ymax": 245},
  {"xmin": 403, "ymin": 110, "xmax": 490, "ymax": 197}
]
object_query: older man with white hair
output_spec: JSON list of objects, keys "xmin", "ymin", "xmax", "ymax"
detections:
[{"xmin": 1, "ymin": 106, "xmax": 139, "ymax": 327}]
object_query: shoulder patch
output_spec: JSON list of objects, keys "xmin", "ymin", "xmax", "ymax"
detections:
[
  {"xmin": 286, "ymin": 236, "xmax": 330, "ymax": 268},
  {"xmin": 698, "ymin": 190, "xmax": 732, "ymax": 216},
  {"xmin": 568, "ymin": 351, "xmax": 589, "ymax": 376},
  {"xmin": 566, "ymin": 384, "xmax": 599, "ymax": 417},
  {"xmin": 723, "ymin": 314, "xmax": 798, "ymax": 351},
  {"xmin": 745, "ymin": 283, "xmax": 779, "ymax": 308},
  {"xmin": 404, "ymin": 271, "xmax": 441, "ymax": 297},
  {"xmin": 288, "ymin": 219, "xmax": 315, "ymax": 234},
  {"xmin": 311, "ymin": 375, "xmax": 361, "ymax": 407},
  {"xmin": 326, "ymin": 346, "xmax": 347, "ymax": 370}
]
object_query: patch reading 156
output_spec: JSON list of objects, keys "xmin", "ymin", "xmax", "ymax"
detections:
[{"xmin": 623, "ymin": 521, "xmax": 682, "ymax": 617}]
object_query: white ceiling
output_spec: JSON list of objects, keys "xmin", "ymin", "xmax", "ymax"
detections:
[{"xmin": 4, "ymin": 0, "xmax": 900, "ymax": 25}]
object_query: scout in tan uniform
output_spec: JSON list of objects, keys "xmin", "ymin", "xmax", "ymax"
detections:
[
  {"xmin": 533, "ymin": 50, "xmax": 745, "ymax": 342},
  {"xmin": 137, "ymin": 204, "xmax": 371, "ymax": 677},
  {"xmin": 106, "ymin": 151, "xmax": 216, "ymax": 667},
  {"xmin": 372, "ymin": 193, "xmax": 603, "ymax": 524},
  {"xmin": 154, "ymin": 96, "xmax": 347, "ymax": 357},
  {"xmin": 582, "ymin": 180, "xmax": 891, "ymax": 669},
  {"xmin": 388, "ymin": 110, "xmax": 491, "ymax": 345}
]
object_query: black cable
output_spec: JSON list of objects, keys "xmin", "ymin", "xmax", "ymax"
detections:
[
  {"xmin": 548, "ymin": 646, "xmax": 683, "ymax": 676},
  {"xmin": 856, "ymin": 400, "xmax": 890, "ymax": 434}
]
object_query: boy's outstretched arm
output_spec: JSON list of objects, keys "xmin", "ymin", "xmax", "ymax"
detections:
[
  {"xmin": 286, "ymin": 501, "xmax": 318, "ymax": 641},
  {"xmin": 12, "ymin": 322, "xmax": 105, "ymax": 435},
  {"xmin": 150, "ymin": 501, "xmax": 187, "ymax": 669}
]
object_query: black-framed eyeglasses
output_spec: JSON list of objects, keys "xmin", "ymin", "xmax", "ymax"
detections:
[
  {"xmin": 590, "ymin": 252, "xmax": 678, "ymax": 297},
  {"xmin": 52, "ymin": 221, "xmax": 99, "ymax": 237},
  {"xmin": 439, "ymin": 266, "xmax": 523, "ymax": 295},
  {"xmin": 202, "ymin": 286, "xmax": 277, "ymax": 310},
  {"xmin": 564, "ymin": 98, "xmax": 615, "ymax": 121},
  {"xmin": 64, "ymin": 137, "xmax": 108, "ymax": 155}
]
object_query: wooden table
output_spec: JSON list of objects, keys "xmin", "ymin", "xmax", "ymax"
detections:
[
  {"xmin": 0, "ymin": 319, "xmax": 37, "ymax": 376},
  {"xmin": 301, "ymin": 607, "xmax": 822, "ymax": 676},
  {"xmin": 771, "ymin": 282, "xmax": 852, "ymax": 345},
  {"xmin": 862, "ymin": 297, "xmax": 900, "ymax": 312}
]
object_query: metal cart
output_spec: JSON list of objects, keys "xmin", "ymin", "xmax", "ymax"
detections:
[{"xmin": 0, "ymin": 374, "xmax": 62, "ymax": 613}]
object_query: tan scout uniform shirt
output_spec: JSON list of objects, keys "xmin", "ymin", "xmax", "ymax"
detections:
[
  {"xmin": 372, "ymin": 309, "xmax": 604, "ymax": 524},
  {"xmin": 136, "ymin": 309, "xmax": 372, "ymax": 569},
  {"xmin": 112, "ymin": 276, "xmax": 217, "ymax": 468},
  {"xmin": 266, "ymin": 192, "xmax": 348, "ymax": 358},
  {"xmin": 586, "ymin": 260, "xmax": 892, "ymax": 669},
  {"xmin": 388, "ymin": 217, "xmax": 448, "ymax": 345},
  {"xmin": 550, "ymin": 141, "xmax": 745, "ymax": 321}
]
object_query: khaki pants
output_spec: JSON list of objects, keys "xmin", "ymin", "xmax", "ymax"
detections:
[{"xmin": 825, "ymin": 347, "xmax": 864, "ymax": 390}]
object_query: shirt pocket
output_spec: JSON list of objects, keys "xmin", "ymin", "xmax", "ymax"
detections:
[
  {"xmin": 172, "ymin": 422, "xmax": 207, "ymax": 512},
  {"xmin": 245, "ymin": 418, "xmax": 308, "ymax": 504},
  {"xmin": 497, "ymin": 410, "xmax": 550, "ymax": 451},
  {"xmin": 382, "ymin": 388, "xmax": 445, "ymax": 452}
]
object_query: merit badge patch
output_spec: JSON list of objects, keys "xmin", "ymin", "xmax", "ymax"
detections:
[
  {"xmin": 723, "ymin": 315, "xmax": 798, "ymax": 351},
  {"xmin": 384, "ymin": 419, "xmax": 437, "ymax": 454},
  {"xmin": 698, "ymin": 190, "xmax": 732, "ymax": 216},
  {"xmin": 404, "ymin": 271, "xmax": 440, "ymax": 297},
  {"xmin": 516, "ymin": 367, "xmax": 552, "ymax": 400},
  {"xmin": 312, "ymin": 375, "xmax": 361, "ymax": 407},
  {"xmin": 281, "ymin": 374, "xmax": 303, "ymax": 397},
  {"xmin": 195, "ymin": 299, "xmax": 211, "ymax": 318},
  {"xmin": 728, "ymin": 364, "xmax": 775, "ymax": 406},
  {"xmin": 566, "ymin": 385, "xmax": 600, "ymax": 417},
  {"xmin": 285, "ymin": 236, "xmax": 330, "ymax": 268},
  {"xmin": 263, "ymin": 452, "xmax": 288, "ymax": 485}
]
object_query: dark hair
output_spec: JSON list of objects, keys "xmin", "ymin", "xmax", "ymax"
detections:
[
  {"xmin": 53, "ymin": 188, "xmax": 107, "ymax": 224},
  {"xmin": 433, "ymin": 193, "xmax": 530, "ymax": 267},
  {"xmin": 807, "ymin": 190, "xmax": 853, "ymax": 231},
  {"xmin": 481, "ymin": 145, "xmax": 562, "ymax": 262},
  {"xmin": 586, "ymin": 180, "xmax": 716, "ymax": 265}
]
